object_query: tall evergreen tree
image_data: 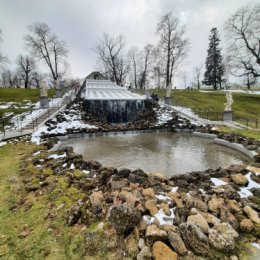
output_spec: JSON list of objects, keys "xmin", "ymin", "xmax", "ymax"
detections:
[{"xmin": 203, "ymin": 28, "xmax": 224, "ymax": 90}]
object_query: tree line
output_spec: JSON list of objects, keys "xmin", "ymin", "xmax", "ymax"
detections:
[
  {"xmin": 96, "ymin": 3, "xmax": 259, "ymax": 91},
  {"xmin": 0, "ymin": 3, "xmax": 259, "ymax": 91},
  {"xmin": 0, "ymin": 23, "xmax": 68, "ymax": 88}
]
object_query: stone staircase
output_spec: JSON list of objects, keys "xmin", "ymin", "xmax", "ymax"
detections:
[{"xmin": 22, "ymin": 107, "xmax": 61, "ymax": 130}]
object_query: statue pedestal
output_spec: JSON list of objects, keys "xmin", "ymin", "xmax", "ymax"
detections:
[
  {"xmin": 40, "ymin": 96, "xmax": 49, "ymax": 109},
  {"xmin": 55, "ymin": 88, "xmax": 62, "ymax": 98},
  {"xmin": 223, "ymin": 110, "xmax": 233, "ymax": 122},
  {"xmin": 164, "ymin": 97, "xmax": 172, "ymax": 105},
  {"xmin": 64, "ymin": 95, "xmax": 72, "ymax": 104},
  {"xmin": 63, "ymin": 86, "xmax": 69, "ymax": 94}
]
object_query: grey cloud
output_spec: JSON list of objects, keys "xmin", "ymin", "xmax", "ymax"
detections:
[{"xmin": 0, "ymin": 0, "xmax": 259, "ymax": 86}]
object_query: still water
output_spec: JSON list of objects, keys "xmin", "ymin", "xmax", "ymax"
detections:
[{"xmin": 60, "ymin": 132, "xmax": 251, "ymax": 177}]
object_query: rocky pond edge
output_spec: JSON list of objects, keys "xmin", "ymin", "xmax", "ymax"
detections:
[{"xmin": 2, "ymin": 99, "xmax": 260, "ymax": 259}]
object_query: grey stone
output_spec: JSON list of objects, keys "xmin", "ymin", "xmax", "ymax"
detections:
[
  {"xmin": 107, "ymin": 205, "xmax": 141, "ymax": 234},
  {"xmin": 179, "ymin": 222, "xmax": 209, "ymax": 256},
  {"xmin": 137, "ymin": 246, "xmax": 152, "ymax": 260},
  {"xmin": 168, "ymin": 230, "xmax": 188, "ymax": 255}
]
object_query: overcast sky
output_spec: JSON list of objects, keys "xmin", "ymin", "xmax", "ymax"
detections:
[{"xmin": 0, "ymin": 0, "xmax": 259, "ymax": 87}]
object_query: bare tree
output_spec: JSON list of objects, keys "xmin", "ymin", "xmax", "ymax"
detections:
[
  {"xmin": 180, "ymin": 71, "xmax": 187, "ymax": 89},
  {"xmin": 31, "ymin": 71, "xmax": 42, "ymax": 88},
  {"xmin": 24, "ymin": 23, "xmax": 68, "ymax": 81},
  {"xmin": 243, "ymin": 72, "xmax": 257, "ymax": 89},
  {"xmin": 0, "ymin": 29, "xmax": 7, "ymax": 67},
  {"xmin": 139, "ymin": 44, "xmax": 153, "ymax": 89},
  {"xmin": 224, "ymin": 4, "xmax": 260, "ymax": 79},
  {"xmin": 1, "ymin": 69, "xmax": 18, "ymax": 88},
  {"xmin": 156, "ymin": 12, "xmax": 189, "ymax": 96},
  {"xmin": 16, "ymin": 55, "xmax": 37, "ymax": 88},
  {"xmin": 194, "ymin": 64, "xmax": 203, "ymax": 90},
  {"xmin": 128, "ymin": 46, "xmax": 140, "ymax": 88},
  {"xmin": 151, "ymin": 48, "xmax": 166, "ymax": 89},
  {"xmin": 96, "ymin": 33, "xmax": 126, "ymax": 86}
]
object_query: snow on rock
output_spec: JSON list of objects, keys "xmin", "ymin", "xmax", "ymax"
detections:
[
  {"xmin": 143, "ymin": 215, "xmax": 155, "ymax": 225},
  {"xmin": 239, "ymin": 172, "xmax": 260, "ymax": 198},
  {"xmin": 154, "ymin": 104, "xmax": 175, "ymax": 126},
  {"xmin": 0, "ymin": 142, "xmax": 7, "ymax": 147},
  {"xmin": 154, "ymin": 208, "xmax": 175, "ymax": 225},
  {"xmin": 252, "ymin": 243, "xmax": 260, "ymax": 249},
  {"xmin": 246, "ymin": 166, "xmax": 260, "ymax": 176},
  {"xmin": 155, "ymin": 194, "xmax": 172, "ymax": 202},
  {"xmin": 70, "ymin": 163, "xmax": 75, "ymax": 170},
  {"xmin": 48, "ymin": 153, "xmax": 66, "ymax": 159},
  {"xmin": 199, "ymin": 188, "xmax": 206, "ymax": 194},
  {"xmin": 171, "ymin": 106, "xmax": 199, "ymax": 119},
  {"xmin": 82, "ymin": 170, "xmax": 90, "ymax": 175},
  {"xmin": 171, "ymin": 187, "xmax": 178, "ymax": 192},
  {"xmin": 33, "ymin": 151, "xmax": 41, "ymax": 156},
  {"xmin": 210, "ymin": 178, "xmax": 227, "ymax": 186},
  {"xmin": 31, "ymin": 104, "xmax": 98, "ymax": 144}
]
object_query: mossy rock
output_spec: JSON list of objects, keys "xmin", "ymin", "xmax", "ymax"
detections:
[
  {"xmin": 73, "ymin": 170, "xmax": 87, "ymax": 180},
  {"xmin": 84, "ymin": 231, "xmax": 118, "ymax": 257},
  {"xmin": 252, "ymin": 224, "xmax": 260, "ymax": 238},
  {"xmin": 43, "ymin": 168, "xmax": 53, "ymax": 176},
  {"xmin": 57, "ymin": 177, "xmax": 69, "ymax": 190}
]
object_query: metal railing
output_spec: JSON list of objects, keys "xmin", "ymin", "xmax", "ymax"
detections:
[{"xmin": 0, "ymin": 86, "xmax": 80, "ymax": 138}]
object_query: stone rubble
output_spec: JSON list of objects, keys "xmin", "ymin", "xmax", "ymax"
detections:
[{"xmin": 17, "ymin": 141, "xmax": 260, "ymax": 260}]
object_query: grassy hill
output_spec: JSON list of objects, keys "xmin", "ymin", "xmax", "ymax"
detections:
[
  {"xmin": 0, "ymin": 88, "xmax": 55, "ymax": 103},
  {"xmin": 0, "ymin": 88, "xmax": 55, "ymax": 119},
  {"xmin": 140, "ymin": 89, "xmax": 260, "ymax": 128}
]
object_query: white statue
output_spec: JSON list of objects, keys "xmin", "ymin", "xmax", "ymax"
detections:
[
  {"xmin": 225, "ymin": 91, "xmax": 233, "ymax": 111},
  {"xmin": 40, "ymin": 80, "xmax": 48, "ymax": 97}
]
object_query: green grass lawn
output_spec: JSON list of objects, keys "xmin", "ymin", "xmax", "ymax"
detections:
[
  {"xmin": 0, "ymin": 144, "xmax": 119, "ymax": 260},
  {"xmin": 216, "ymin": 126, "xmax": 260, "ymax": 140},
  {"xmin": 0, "ymin": 88, "xmax": 55, "ymax": 103},
  {"xmin": 0, "ymin": 88, "xmax": 56, "ymax": 126},
  {"xmin": 141, "ymin": 89, "xmax": 260, "ymax": 128},
  {"xmin": 0, "ymin": 144, "xmax": 86, "ymax": 260}
]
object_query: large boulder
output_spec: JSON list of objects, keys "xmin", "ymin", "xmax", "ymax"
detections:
[
  {"xmin": 128, "ymin": 173, "xmax": 149, "ymax": 187},
  {"xmin": 240, "ymin": 219, "xmax": 254, "ymax": 232},
  {"xmin": 89, "ymin": 190, "xmax": 104, "ymax": 215},
  {"xmin": 179, "ymin": 222, "xmax": 210, "ymax": 256},
  {"xmin": 208, "ymin": 197, "xmax": 225, "ymax": 213},
  {"xmin": 208, "ymin": 222, "xmax": 238, "ymax": 252},
  {"xmin": 118, "ymin": 168, "xmax": 132, "ymax": 178},
  {"xmin": 125, "ymin": 228, "xmax": 139, "ymax": 258},
  {"xmin": 227, "ymin": 200, "xmax": 242, "ymax": 214},
  {"xmin": 142, "ymin": 188, "xmax": 155, "ymax": 197},
  {"xmin": 230, "ymin": 173, "xmax": 248, "ymax": 186},
  {"xmin": 145, "ymin": 225, "xmax": 167, "ymax": 241},
  {"xmin": 137, "ymin": 246, "xmax": 152, "ymax": 260},
  {"xmin": 201, "ymin": 212, "xmax": 220, "ymax": 227},
  {"xmin": 110, "ymin": 179, "xmax": 128, "ymax": 191},
  {"xmin": 119, "ymin": 189, "xmax": 143, "ymax": 208},
  {"xmin": 187, "ymin": 214, "xmax": 209, "ymax": 234},
  {"xmin": 243, "ymin": 206, "xmax": 260, "ymax": 224},
  {"xmin": 107, "ymin": 205, "xmax": 141, "ymax": 234},
  {"xmin": 227, "ymin": 164, "xmax": 247, "ymax": 173},
  {"xmin": 152, "ymin": 241, "xmax": 178, "ymax": 260},
  {"xmin": 220, "ymin": 207, "xmax": 239, "ymax": 230},
  {"xmin": 168, "ymin": 230, "xmax": 188, "ymax": 255},
  {"xmin": 167, "ymin": 192, "xmax": 184, "ymax": 208},
  {"xmin": 145, "ymin": 199, "xmax": 158, "ymax": 216}
]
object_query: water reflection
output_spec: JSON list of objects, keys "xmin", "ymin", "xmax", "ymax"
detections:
[{"xmin": 60, "ymin": 132, "xmax": 251, "ymax": 177}]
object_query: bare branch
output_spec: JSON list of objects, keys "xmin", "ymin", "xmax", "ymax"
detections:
[{"xmin": 24, "ymin": 23, "xmax": 68, "ymax": 81}]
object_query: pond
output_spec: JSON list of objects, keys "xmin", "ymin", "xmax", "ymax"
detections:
[{"xmin": 60, "ymin": 132, "xmax": 251, "ymax": 177}]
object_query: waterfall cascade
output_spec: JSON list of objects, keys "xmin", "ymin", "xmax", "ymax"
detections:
[{"xmin": 82, "ymin": 79, "xmax": 146, "ymax": 123}]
